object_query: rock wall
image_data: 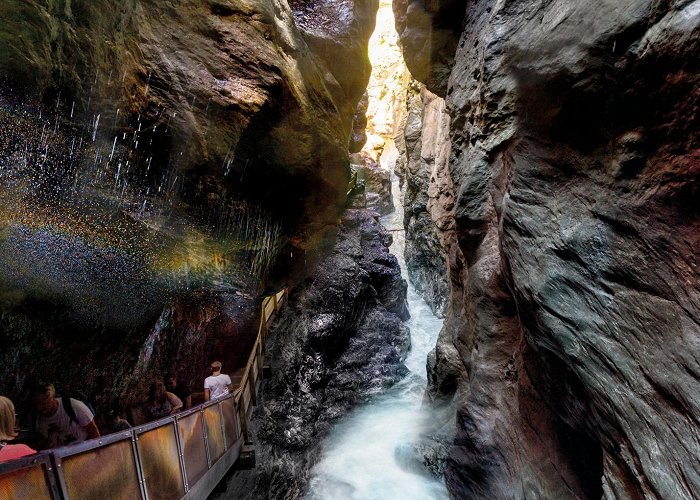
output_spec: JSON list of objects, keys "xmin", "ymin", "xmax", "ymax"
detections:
[
  {"xmin": 396, "ymin": 81, "xmax": 453, "ymax": 317},
  {"xmin": 0, "ymin": 0, "xmax": 380, "ymax": 414},
  {"xmin": 0, "ymin": 0, "xmax": 378, "ymax": 229},
  {"xmin": 218, "ymin": 206, "xmax": 410, "ymax": 499},
  {"xmin": 395, "ymin": 0, "xmax": 700, "ymax": 498}
]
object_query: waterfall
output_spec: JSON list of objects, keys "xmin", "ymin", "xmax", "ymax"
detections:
[{"xmin": 305, "ymin": 147, "xmax": 449, "ymax": 499}]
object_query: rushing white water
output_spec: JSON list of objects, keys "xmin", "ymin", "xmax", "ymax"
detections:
[{"xmin": 306, "ymin": 148, "xmax": 448, "ymax": 500}]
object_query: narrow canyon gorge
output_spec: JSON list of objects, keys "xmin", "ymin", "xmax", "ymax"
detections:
[{"xmin": 0, "ymin": 0, "xmax": 697, "ymax": 499}]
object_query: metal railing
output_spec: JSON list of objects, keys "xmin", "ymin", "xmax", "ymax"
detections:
[{"xmin": 0, "ymin": 288, "xmax": 288, "ymax": 500}]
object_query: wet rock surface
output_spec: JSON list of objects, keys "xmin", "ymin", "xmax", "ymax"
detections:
[
  {"xmin": 0, "ymin": 0, "xmax": 377, "ymax": 229},
  {"xmin": 350, "ymin": 152, "xmax": 394, "ymax": 215},
  {"xmin": 216, "ymin": 208, "xmax": 410, "ymax": 499},
  {"xmin": 397, "ymin": 0, "xmax": 700, "ymax": 498},
  {"xmin": 395, "ymin": 81, "xmax": 452, "ymax": 317},
  {"xmin": 0, "ymin": 0, "xmax": 378, "ymax": 417}
]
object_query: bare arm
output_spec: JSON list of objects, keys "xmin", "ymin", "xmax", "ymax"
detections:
[
  {"xmin": 204, "ymin": 388, "xmax": 211, "ymax": 402},
  {"xmin": 184, "ymin": 395, "xmax": 192, "ymax": 409},
  {"xmin": 82, "ymin": 420, "xmax": 100, "ymax": 440},
  {"xmin": 167, "ymin": 392, "xmax": 183, "ymax": 414}
]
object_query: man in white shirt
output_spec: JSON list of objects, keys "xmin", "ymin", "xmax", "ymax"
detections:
[
  {"xmin": 32, "ymin": 382, "xmax": 100, "ymax": 449},
  {"xmin": 204, "ymin": 361, "xmax": 232, "ymax": 401}
]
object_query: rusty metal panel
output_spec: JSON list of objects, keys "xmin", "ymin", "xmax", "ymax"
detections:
[
  {"xmin": 177, "ymin": 412, "xmax": 208, "ymax": 487},
  {"xmin": 137, "ymin": 424, "xmax": 185, "ymax": 500},
  {"xmin": 221, "ymin": 398, "xmax": 239, "ymax": 448},
  {"xmin": 0, "ymin": 463, "xmax": 53, "ymax": 500},
  {"xmin": 203, "ymin": 406, "xmax": 225, "ymax": 463},
  {"xmin": 61, "ymin": 439, "xmax": 141, "ymax": 500}
]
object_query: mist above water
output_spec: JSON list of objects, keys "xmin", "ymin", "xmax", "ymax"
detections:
[{"xmin": 306, "ymin": 148, "xmax": 448, "ymax": 499}]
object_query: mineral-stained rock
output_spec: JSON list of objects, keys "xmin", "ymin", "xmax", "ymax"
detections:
[
  {"xmin": 397, "ymin": 0, "xmax": 700, "ymax": 498},
  {"xmin": 217, "ymin": 208, "xmax": 410, "ymax": 498}
]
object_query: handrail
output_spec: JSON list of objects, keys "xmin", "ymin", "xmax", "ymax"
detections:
[{"xmin": 0, "ymin": 288, "xmax": 288, "ymax": 500}]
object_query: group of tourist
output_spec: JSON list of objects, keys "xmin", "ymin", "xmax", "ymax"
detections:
[{"xmin": 0, "ymin": 361, "xmax": 233, "ymax": 463}]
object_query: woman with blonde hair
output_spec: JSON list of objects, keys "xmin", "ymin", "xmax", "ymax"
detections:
[{"xmin": 0, "ymin": 396, "xmax": 36, "ymax": 462}]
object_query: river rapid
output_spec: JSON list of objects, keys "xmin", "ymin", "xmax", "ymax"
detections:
[{"xmin": 305, "ymin": 148, "xmax": 449, "ymax": 500}]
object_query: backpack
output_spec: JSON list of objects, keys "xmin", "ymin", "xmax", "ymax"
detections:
[{"xmin": 62, "ymin": 393, "xmax": 96, "ymax": 425}]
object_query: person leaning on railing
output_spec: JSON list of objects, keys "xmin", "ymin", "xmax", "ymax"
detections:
[{"xmin": 0, "ymin": 396, "xmax": 36, "ymax": 462}]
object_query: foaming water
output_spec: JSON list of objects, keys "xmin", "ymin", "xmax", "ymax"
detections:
[{"xmin": 306, "ymin": 153, "xmax": 448, "ymax": 500}]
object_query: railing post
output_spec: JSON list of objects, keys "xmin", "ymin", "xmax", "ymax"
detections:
[
  {"xmin": 131, "ymin": 430, "xmax": 148, "ymax": 500},
  {"xmin": 202, "ymin": 408, "xmax": 212, "ymax": 470},
  {"xmin": 51, "ymin": 456, "xmax": 70, "ymax": 500},
  {"xmin": 218, "ymin": 402, "xmax": 227, "ymax": 452},
  {"xmin": 44, "ymin": 454, "xmax": 65, "ymax": 500},
  {"xmin": 174, "ymin": 418, "xmax": 189, "ymax": 493},
  {"xmin": 248, "ymin": 368, "xmax": 257, "ymax": 407},
  {"xmin": 237, "ymin": 400, "xmax": 250, "ymax": 444}
]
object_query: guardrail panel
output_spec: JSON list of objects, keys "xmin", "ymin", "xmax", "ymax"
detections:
[
  {"xmin": 264, "ymin": 299, "xmax": 275, "ymax": 323},
  {"xmin": 137, "ymin": 423, "xmax": 185, "ymax": 499},
  {"xmin": 60, "ymin": 438, "xmax": 141, "ymax": 500},
  {"xmin": 177, "ymin": 412, "xmax": 208, "ymax": 487},
  {"xmin": 203, "ymin": 405, "xmax": 225, "ymax": 463},
  {"xmin": 0, "ymin": 462, "xmax": 53, "ymax": 500},
  {"xmin": 221, "ymin": 398, "xmax": 239, "ymax": 448},
  {"xmin": 242, "ymin": 383, "xmax": 251, "ymax": 410}
]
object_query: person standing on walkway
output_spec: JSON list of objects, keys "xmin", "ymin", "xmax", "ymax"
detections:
[
  {"xmin": 146, "ymin": 378, "xmax": 183, "ymax": 420},
  {"xmin": 0, "ymin": 396, "xmax": 36, "ymax": 462},
  {"xmin": 32, "ymin": 382, "xmax": 99, "ymax": 449},
  {"xmin": 166, "ymin": 372, "xmax": 192, "ymax": 410},
  {"xmin": 204, "ymin": 361, "xmax": 232, "ymax": 401}
]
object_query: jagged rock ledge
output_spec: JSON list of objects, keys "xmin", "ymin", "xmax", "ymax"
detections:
[{"xmin": 218, "ymin": 207, "xmax": 410, "ymax": 498}]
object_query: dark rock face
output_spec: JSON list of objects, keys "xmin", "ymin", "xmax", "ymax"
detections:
[
  {"xmin": 349, "ymin": 92, "xmax": 370, "ymax": 152},
  {"xmin": 391, "ymin": 0, "xmax": 466, "ymax": 96},
  {"xmin": 0, "ymin": 0, "xmax": 378, "ymax": 229},
  {"xmin": 0, "ymin": 0, "xmax": 379, "ymax": 417},
  {"xmin": 124, "ymin": 292, "xmax": 259, "ymax": 404},
  {"xmin": 395, "ymin": 81, "xmax": 451, "ymax": 317},
  {"xmin": 223, "ymin": 208, "xmax": 409, "ymax": 499},
  {"xmin": 396, "ymin": 0, "xmax": 700, "ymax": 498},
  {"xmin": 349, "ymin": 152, "xmax": 394, "ymax": 215}
]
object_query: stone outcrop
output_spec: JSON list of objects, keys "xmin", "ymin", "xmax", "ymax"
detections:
[
  {"xmin": 395, "ymin": 81, "xmax": 452, "ymax": 317},
  {"xmin": 391, "ymin": 0, "xmax": 466, "ymax": 96},
  {"xmin": 0, "ymin": 0, "xmax": 378, "ymax": 229},
  {"xmin": 0, "ymin": 0, "xmax": 379, "ymax": 413},
  {"xmin": 218, "ymin": 207, "xmax": 410, "ymax": 499},
  {"xmin": 396, "ymin": 0, "xmax": 700, "ymax": 498},
  {"xmin": 350, "ymin": 151, "xmax": 394, "ymax": 215}
]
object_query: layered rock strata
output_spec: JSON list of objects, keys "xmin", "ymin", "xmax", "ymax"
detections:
[
  {"xmin": 396, "ymin": 0, "xmax": 700, "ymax": 498},
  {"xmin": 219, "ymin": 207, "xmax": 410, "ymax": 498}
]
